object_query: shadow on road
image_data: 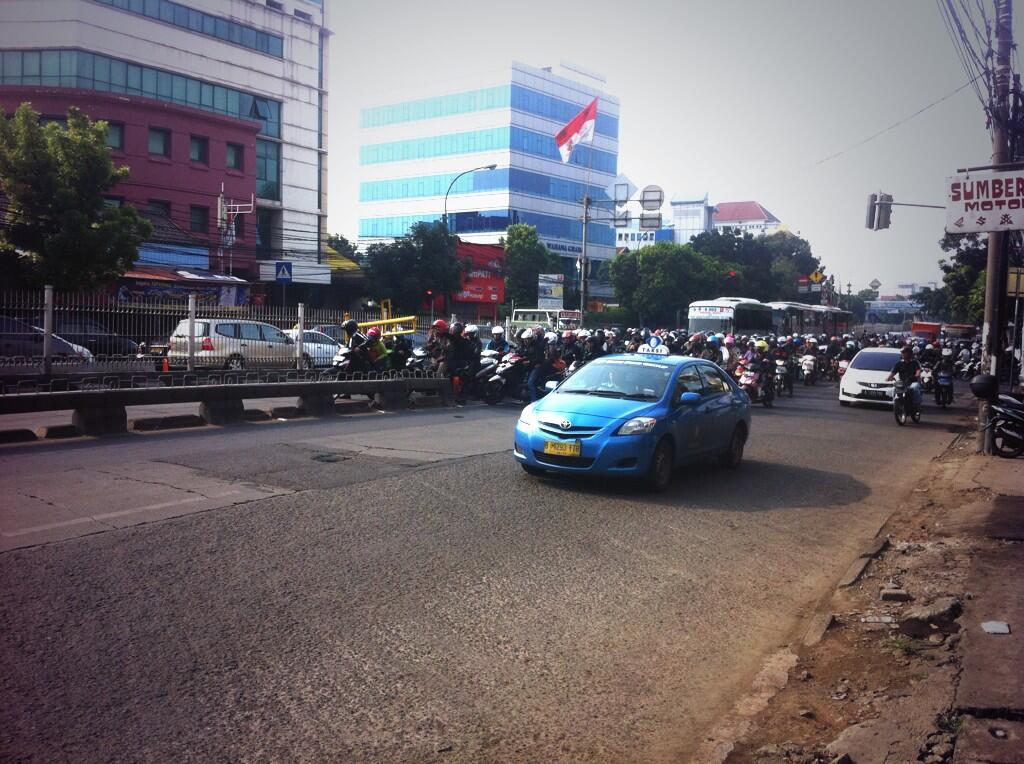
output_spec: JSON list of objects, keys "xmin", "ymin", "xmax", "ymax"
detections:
[{"xmin": 534, "ymin": 459, "xmax": 871, "ymax": 512}]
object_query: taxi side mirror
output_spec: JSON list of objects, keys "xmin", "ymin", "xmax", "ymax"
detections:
[
  {"xmin": 544, "ymin": 380, "xmax": 559, "ymax": 391},
  {"xmin": 678, "ymin": 391, "xmax": 701, "ymax": 405}
]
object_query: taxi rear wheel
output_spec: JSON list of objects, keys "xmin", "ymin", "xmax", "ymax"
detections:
[
  {"xmin": 720, "ymin": 425, "xmax": 747, "ymax": 469},
  {"xmin": 647, "ymin": 438, "xmax": 674, "ymax": 492}
]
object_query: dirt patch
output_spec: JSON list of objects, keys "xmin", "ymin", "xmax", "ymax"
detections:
[{"xmin": 721, "ymin": 427, "xmax": 1009, "ymax": 764}]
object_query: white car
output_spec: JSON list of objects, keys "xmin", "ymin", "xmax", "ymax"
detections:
[
  {"xmin": 285, "ymin": 329, "xmax": 340, "ymax": 368},
  {"xmin": 838, "ymin": 347, "xmax": 902, "ymax": 407}
]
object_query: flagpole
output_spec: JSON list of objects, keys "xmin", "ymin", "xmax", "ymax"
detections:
[{"xmin": 581, "ymin": 194, "xmax": 589, "ymax": 322}]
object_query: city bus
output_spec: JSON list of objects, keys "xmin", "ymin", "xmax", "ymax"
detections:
[
  {"xmin": 510, "ymin": 308, "xmax": 582, "ymax": 334},
  {"xmin": 767, "ymin": 302, "xmax": 852, "ymax": 337},
  {"xmin": 686, "ymin": 298, "xmax": 773, "ymax": 336}
]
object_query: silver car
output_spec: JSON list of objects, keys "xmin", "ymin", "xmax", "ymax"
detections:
[{"xmin": 167, "ymin": 319, "xmax": 297, "ymax": 370}]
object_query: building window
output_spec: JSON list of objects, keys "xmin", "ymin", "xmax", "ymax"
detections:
[
  {"xmin": 256, "ymin": 211, "xmax": 276, "ymax": 256},
  {"xmin": 105, "ymin": 123, "xmax": 124, "ymax": 150},
  {"xmin": 256, "ymin": 139, "xmax": 281, "ymax": 201},
  {"xmin": 226, "ymin": 142, "xmax": 243, "ymax": 170},
  {"xmin": 266, "ymin": 0, "xmax": 283, "ymax": 10},
  {"xmin": 189, "ymin": 205, "xmax": 209, "ymax": 233},
  {"xmin": 103, "ymin": 197, "xmax": 123, "ymax": 208},
  {"xmin": 148, "ymin": 199, "xmax": 171, "ymax": 218},
  {"xmin": 189, "ymin": 135, "xmax": 208, "ymax": 164},
  {"xmin": 294, "ymin": 9, "xmax": 312, "ymax": 21},
  {"xmin": 233, "ymin": 213, "xmax": 245, "ymax": 239},
  {"xmin": 148, "ymin": 127, "xmax": 170, "ymax": 156}
]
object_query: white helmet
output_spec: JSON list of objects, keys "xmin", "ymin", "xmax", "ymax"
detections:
[
  {"xmin": 577, "ymin": 329, "xmax": 591, "ymax": 340},
  {"xmin": 544, "ymin": 331, "xmax": 558, "ymax": 344},
  {"xmin": 520, "ymin": 328, "xmax": 533, "ymax": 340},
  {"xmin": 465, "ymin": 324, "xmax": 479, "ymax": 337},
  {"xmin": 491, "ymin": 326, "xmax": 504, "ymax": 336},
  {"xmin": 942, "ymin": 347, "xmax": 953, "ymax": 357},
  {"xmin": 925, "ymin": 343, "xmax": 933, "ymax": 350}
]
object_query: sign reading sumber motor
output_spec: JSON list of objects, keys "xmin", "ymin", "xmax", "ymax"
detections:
[{"xmin": 946, "ymin": 170, "xmax": 1024, "ymax": 233}]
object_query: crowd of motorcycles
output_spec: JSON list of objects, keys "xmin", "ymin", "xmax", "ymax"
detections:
[{"xmin": 327, "ymin": 318, "xmax": 1022, "ymax": 457}]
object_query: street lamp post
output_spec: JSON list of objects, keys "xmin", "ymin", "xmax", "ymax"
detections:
[{"xmin": 443, "ymin": 164, "xmax": 498, "ymax": 234}]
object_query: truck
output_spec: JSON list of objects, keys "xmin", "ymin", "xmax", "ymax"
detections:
[{"xmin": 910, "ymin": 321, "xmax": 942, "ymax": 342}]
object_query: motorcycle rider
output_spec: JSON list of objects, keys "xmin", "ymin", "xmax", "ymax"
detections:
[
  {"xmin": 887, "ymin": 345, "xmax": 923, "ymax": 413},
  {"xmin": 839, "ymin": 340, "xmax": 858, "ymax": 362},
  {"xmin": 426, "ymin": 319, "xmax": 452, "ymax": 375},
  {"xmin": 487, "ymin": 325, "xmax": 509, "ymax": 354},
  {"xmin": 560, "ymin": 330, "xmax": 580, "ymax": 366},
  {"xmin": 770, "ymin": 338, "xmax": 794, "ymax": 395},
  {"xmin": 447, "ymin": 322, "xmax": 475, "ymax": 404},
  {"xmin": 721, "ymin": 335, "xmax": 739, "ymax": 373},
  {"xmin": 364, "ymin": 327, "xmax": 389, "ymax": 370}
]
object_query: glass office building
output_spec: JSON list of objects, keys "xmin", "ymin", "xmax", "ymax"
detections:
[{"xmin": 358, "ymin": 61, "xmax": 620, "ymax": 272}]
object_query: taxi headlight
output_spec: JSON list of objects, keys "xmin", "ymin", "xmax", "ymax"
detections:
[
  {"xmin": 617, "ymin": 416, "xmax": 657, "ymax": 436},
  {"xmin": 518, "ymin": 406, "xmax": 537, "ymax": 429}
]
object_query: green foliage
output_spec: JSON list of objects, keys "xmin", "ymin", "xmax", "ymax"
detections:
[
  {"xmin": 918, "ymin": 233, "xmax": 987, "ymax": 324},
  {"xmin": 502, "ymin": 223, "xmax": 562, "ymax": 306},
  {"xmin": 362, "ymin": 221, "xmax": 466, "ymax": 313},
  {"xmin": 0, "ymin": 104, "xmax": 151, "ymax": 288},
  {"xmin": 609, "ymin": 242, "xmax": 730, "ymax": 325},
  {"xmin": 326, "ymin": 232, "xmax": 358, "ymax": 259}
]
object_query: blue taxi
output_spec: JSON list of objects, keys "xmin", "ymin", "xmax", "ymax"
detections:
[{"xmin": 513, "ymin": 348, "xmax": 751, "ymax": 490}]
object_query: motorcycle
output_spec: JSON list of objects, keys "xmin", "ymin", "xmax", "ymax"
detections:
[
  {"xmin": 800, "ymin": 354, "xmax": 817, "ymax": 385},
  {"xmin": 934, "ymin": 370, "xmax": 954, "ymax": 407},
  {"xmin": 985, "ymin": 399, "xmax": 1024, "ymax": 458},
  {"xmin": 774, "ymin": 359, "xmax": 788, "ymax": 397},
  {"xmin": 403, "ymin": 346, "xmax": 434, "ymax": 374},
  {"xmin": 738, "ymin": 363, "xmax": 773, "ymax": 407},
  {"xmin": 482, "ymin": 352, "xmax": 529, "ymax": 405},
  {"xmin": 920, "ymin": 364, "xmax": 934, "ymax": 393},
  {"xmin": 892, "ymin": 379, "xmax": 921, "ymax": 426},
  {"xmin": 472, "ymin": 349, "xmax": 502, "ymax": 396}
]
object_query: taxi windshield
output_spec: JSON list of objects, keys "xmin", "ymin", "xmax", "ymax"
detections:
[{"xmin": 558, "ymin": 358, "xmax": 672, "ymax": 400}]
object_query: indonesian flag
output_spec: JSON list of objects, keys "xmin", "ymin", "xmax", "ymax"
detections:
[{"xmin": 555, "ymin": 97, "xmax": 598, "ymax": 163}]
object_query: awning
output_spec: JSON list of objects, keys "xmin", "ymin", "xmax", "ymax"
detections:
[{"xmin": 122, "ymin": 264, "xmax": 249, "ymax": 284}]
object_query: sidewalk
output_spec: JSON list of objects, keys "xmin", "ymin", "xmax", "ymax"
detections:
[{"xmin": 714, "ymin": 434, "xmax": 1023, "ymax": 764}]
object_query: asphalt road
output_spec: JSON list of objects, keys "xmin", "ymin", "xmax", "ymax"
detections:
[{"xmin": 0, "ymin": 384, "xmax": 970, "ymax": 762}]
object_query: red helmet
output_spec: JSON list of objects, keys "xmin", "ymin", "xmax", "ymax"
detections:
[
  {"xmin": 432, "ymin": 319, "xmax": 449, "ymax": 333},
  {"xmin": 367, "ymin": 327, "xmax": 381, "ymax": 339},
  {"xmin": 562, "ymin": 330, "xmax": 574, "ymax": 340}
]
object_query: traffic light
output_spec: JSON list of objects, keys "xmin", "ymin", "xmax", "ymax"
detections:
[
  {"xmin": 876, "ymin": 193, "xmax": 893, "ymax": 229},
  {"xmin": 865, "ymin": 193, "xmax": 878, "ymax": 230}
]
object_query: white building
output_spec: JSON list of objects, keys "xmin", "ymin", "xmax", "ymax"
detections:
[
  {"xmin": 358, "ymin": 61, "xmax": 620, "ymax": 285},
  {"xmin": 670, "ymin": 193, "xmax": 716, "ymax": 243},
  {"xmin": 0, "ymin": 0, "xmax": 331, "ymax": 288},
  {"xmin": 712, "ymin": 201, "xmax": 783, "ymax": 237}
]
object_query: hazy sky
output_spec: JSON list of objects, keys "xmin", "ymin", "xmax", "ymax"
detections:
[{"xmin": 326, "ymin": 0, "xmax": 1002, "ymax": 294}]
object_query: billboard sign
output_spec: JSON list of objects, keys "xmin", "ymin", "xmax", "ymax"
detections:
[
  {"xmin": 946, "ymin": 170, "xmax": 1024, "ymax": 233},
  {"xmin": 538, "ymin": 273, "xmax": 565, "ymax": 310}
]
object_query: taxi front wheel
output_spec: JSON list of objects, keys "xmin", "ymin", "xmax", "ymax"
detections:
[{"xmin": 647, "ymin": 439, "xmax": 675, "ymax": 492}]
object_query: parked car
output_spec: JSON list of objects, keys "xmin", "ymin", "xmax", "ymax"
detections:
[
  {"xmin": 166, "ymin": 319, "xmax": 298, "ymax": 370},
  {"xmin": 837, "ymin": 348, "xmax": 902, "ymax": 407},
  {"xmin": 0, "ymin": 316, "xmax": 93, "ymax": 360},
  {"xmin": 48, "ymin": 317, "xmax": 139, "ymax": 357},
  {"xmin": 284, "ymin": 329, "xmax": 339, "ymax": 368}
]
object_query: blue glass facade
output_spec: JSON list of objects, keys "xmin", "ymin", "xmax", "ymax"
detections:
[
  {"xmin": 92, "ymin": 0, "xmax": 284, "ymax": 57},
  {"xmin": 0, "ymin": 49, "xmax": 281, "ymax": 138},
  {"xmin": 360, "ymin": 209, "xmax": 615, "ymax": 247},
  {"xmin": 360, "ymin": 167, "xmax": 609, "ymax": 205},
  {"xmin": 361, "ymin": 84, "xmax": 618, "ymax": 139},
  {"xmin": 360, "ymin": 126, "xmax": 616, "ymax": 174}
]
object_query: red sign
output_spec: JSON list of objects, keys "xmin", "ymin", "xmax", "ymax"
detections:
[{"xmin": 454, "ymin": 241, "xmax": 505, "ymax": 305}]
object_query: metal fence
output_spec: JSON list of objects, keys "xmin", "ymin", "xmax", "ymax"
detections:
[{"xmin": 0, "ymin": 287, "xmax": 399, "ymax": 377}]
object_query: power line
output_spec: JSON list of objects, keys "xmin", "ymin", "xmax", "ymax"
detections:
[{"xmin": 812, "ymin": 75, "xmax": 983, "ymax": 166}]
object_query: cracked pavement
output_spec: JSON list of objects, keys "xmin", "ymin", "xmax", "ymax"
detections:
[{"xmin": 0, "ymin": 390, "xmax": 970, "ymax": 761}]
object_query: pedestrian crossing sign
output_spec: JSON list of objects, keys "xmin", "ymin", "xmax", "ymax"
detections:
[{"xmin": 275, "ymin": 261, "xmax": 292, "ymax": 283}]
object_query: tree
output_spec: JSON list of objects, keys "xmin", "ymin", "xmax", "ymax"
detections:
[
  {"xmin": 326, "ymin": 232, "xmax": 358, "ymax": 259},
  {"xmin": 0, "ymin": 104, "xmax": 151, "ymax": 289},
  {"xmin": 502, "ymin": 223, "xmax": 562, "ymax": 306},
  {"xmin": 609, "ymin": 242, "xmax": 728, "ymax": 325},
  {"xmin": 362, "ymin": 221, "xmax": 466, "ymax": 313}
]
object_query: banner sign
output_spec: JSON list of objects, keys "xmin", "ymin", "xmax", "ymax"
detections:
[
  {"xmin": 538, "ymin": 273, "xmax": 564, "ymax": 310},
  {"xmin": 946, "ymin": 170, "xmax": 1024, "ymax": 233}
]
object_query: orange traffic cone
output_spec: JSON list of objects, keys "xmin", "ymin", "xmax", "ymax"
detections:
[{"xmin": 161, "ymin": 356, "xmax": 170, "ymax": 373}]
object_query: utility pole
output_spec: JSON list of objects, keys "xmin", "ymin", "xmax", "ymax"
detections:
[
  {"xmin": 580, "ymin": 194, "xmax": 590, "ymax": 323},
  {"xmin": 980, "ymin": 0, "xmax": 1013, "ymax": 453}
]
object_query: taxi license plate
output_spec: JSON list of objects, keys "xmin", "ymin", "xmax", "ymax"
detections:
[
  {"xmin": 863, "ymin": 390, "xmax": 888, "ymax": 399},
  {"xmin": 543, "ymin": 439, "xmax": 582, "ymax": 457}
]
